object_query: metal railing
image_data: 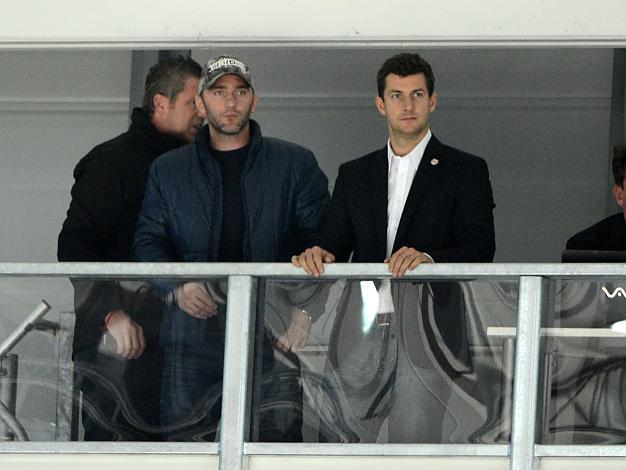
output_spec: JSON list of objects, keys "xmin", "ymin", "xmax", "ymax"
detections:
[{"xmin": 1, "ymin": 262, "xmax": 626, "ymax": 470}]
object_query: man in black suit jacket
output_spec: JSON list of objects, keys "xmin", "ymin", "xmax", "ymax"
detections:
[
  {"xmin": 293, "ymin": 53, "xmax": 495, "ymax": 443},
  {"xmin": 566, "ymin": 144, "xmax": 626, "ymax": 251}
]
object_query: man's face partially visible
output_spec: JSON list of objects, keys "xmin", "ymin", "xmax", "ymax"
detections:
[
  {"xmin": 160, "ymin": 77, "xmax": 203, "ymax": 143},
  {"xmin": 612, "ymin": 175, "xmax": 626, "ymax": 221},
  {"xmin": 375, "ymin": 72, "xmax": 436, "ymax": 144},
  {"xmin": 196, "ymin": 74, "xmax": 258, "ymax": 137}
]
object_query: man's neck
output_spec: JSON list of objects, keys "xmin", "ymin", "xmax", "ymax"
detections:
[
  {"xmin": 209, "ymin": 126, "xmax": 251, "ymax": 151},
  {"xmin": 389, "ymin": 128, "xmax": 429, "ymax": 157},
  {"xmin": 148, "ymin": 114, "xmax": 186, "ymax": 143},
  {"xmin": 149, "ymin": 114, "xmax": 167, "ymax": 135}
]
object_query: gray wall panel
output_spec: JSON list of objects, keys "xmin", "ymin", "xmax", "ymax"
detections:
[{"xmin": 0, "ymin": 48, "xmax": 616, "ymax": 262}]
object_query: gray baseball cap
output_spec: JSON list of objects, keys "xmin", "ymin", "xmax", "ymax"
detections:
[{"xmin": 199, "ymin": 55, "xmax": 254, "ymax": 93}]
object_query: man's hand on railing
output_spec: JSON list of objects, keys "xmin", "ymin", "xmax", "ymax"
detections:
[
  {"xmin": 385, "ymin": 246, "xmax": 433, "ymax": 277},
  {"xmin": 176, "ymin": 282, "xmax": 219, "ymax": 319},
  {"xmin": 104, "ymin": 309, "xmax": 145, "ymax": 359},
  {"xmin": 275, "ymin": 307, "xmax": 312, "ymax": 353},
  {"xmin": 291, "ymin": 246, "xmax": 336, "ymax": 277}
]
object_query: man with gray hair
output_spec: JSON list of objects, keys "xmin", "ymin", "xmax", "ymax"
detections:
[
  {"xmin": 133, "ymin": 55, "xmax": 329, "ymax": 441},
  {"xmin": 58, "ymin": 55, "xmax": 203, "ymax": 440}
]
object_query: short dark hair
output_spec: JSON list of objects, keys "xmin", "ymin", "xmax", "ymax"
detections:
[
  {"xmin": 142, "ymin": 56, "xmax": 202, "ymax": 115},
  {"xmin": 612, "ymin": 144, "xmax": 626, "ymax": 187},
  {"xmin": 376, "ymin": 53, "xmax": 435, "ymax": 98}
]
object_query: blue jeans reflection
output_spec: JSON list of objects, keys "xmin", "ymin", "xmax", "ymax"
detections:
[{"xmin": 160, "ymin": 304, "xmax": 303, "ymax": 442}]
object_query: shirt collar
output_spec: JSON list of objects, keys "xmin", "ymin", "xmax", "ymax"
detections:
[{"xmin": 387, "ymin": 129, "xmax": 432, "ymax": 167}]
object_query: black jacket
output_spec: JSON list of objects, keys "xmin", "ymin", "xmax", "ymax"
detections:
[
  {"xmin": 58, "ymin": 108, "xmax": 187, "ymax": 351},
  {"xmin": 566, "ymin": 213, "xmax": 626, "ymax": 251},
  {"xmin": 321, "ymin": 135, "xmax": 495, "ymax": 376},
  {"xmin": 322, "ymin": 135, "xmax": 495, "ymax": 263}
]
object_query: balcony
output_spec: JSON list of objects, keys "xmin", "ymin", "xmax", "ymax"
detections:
[{"xmin": 1, "ymin": 262, "xmax": 626, "ymax": 470}]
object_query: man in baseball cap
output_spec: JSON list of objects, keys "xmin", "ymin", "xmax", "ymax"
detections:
[
  {"xmin": 199, "ymin": 55, "xmax": 254, "ymax": 91},
  {"xmin": 133, "ymin": 54, "xmax": 329, "ymax": 441}
]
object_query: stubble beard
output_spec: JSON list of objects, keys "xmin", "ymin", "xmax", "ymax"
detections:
[{"xmin": 207, "ymin": 112, "xmax": 251, "ymax": 137}]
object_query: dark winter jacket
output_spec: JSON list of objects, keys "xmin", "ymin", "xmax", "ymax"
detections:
[
  {"xmin": 132, "ymin": 120, "xmax": 330, "ymax": 347},
  {"xmin": 58, "ymin": 108, "xmax": 187, "ymax": 351}
]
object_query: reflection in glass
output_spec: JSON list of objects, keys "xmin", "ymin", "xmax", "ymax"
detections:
[
  {"xmin": 71, "ymin": 278, "xmax": 166, "ymax": 441},
  {"xmin": 252, "ymin": 279, "xmax": 518, "ymax": 443},
  {"xmin": 0, "ymin": 276, "xmax": 230, "ymax": 442},
  {"xmin": 0, "ymin": 275, "xmax": 527, "ymax": 444},
  {"xmin": 0, "ymin": 278, "xmax": 72, "ymax": 441},
  {"xmin": 137, "ymin": 277, "xmax": 228, "ymax": 442},
  {"xmin": 544, "ymin": 279, "xmax": 626, "ymax": 444}
]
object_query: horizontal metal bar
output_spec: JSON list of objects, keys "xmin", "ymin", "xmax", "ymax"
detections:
[
  {"xmin": 0, "ymin": 442, "xmax": 219, "ymax": 454},
  {"xmin": 6, "ymin": 442, "xmax": 626, "ymax": 457},
  {"xmin": 244, "ymin": 443, "xmax": 509, "ymax": 457},
  {"xmin": 536, "ymin": 445, "xmax": 626, "ymax": 458},
  {"xmin": 487, "ymin": 327, "xmax": 626, "ymax": 338},
  {"xmin": 3, "ymin": 262, "xmax": 626, "ymax": 279}
]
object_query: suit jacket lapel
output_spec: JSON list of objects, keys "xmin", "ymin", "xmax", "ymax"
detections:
[
  {"xmin": 369, "ymin": 147, "xmax": 389, "ymax": 259},
  {"xmin": 393, "ymin": 136, "xmax": 443, "ymax": 252}
]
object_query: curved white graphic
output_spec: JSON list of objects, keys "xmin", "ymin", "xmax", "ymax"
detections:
[{"xmin": 602, "ymin": 286, "xmax": 626, "ymax": 298}]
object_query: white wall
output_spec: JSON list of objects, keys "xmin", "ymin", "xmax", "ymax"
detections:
[{"xmin": 2, "ymin": 1, "xmax": 626, "ymax": 45}]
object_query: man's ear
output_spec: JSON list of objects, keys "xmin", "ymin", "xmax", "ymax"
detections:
[
  {"xmin": 429, "ymin": 92, "xmax": 438, "ymax": 113},
  {"xmin": 375, "ymin": 96, "xmax": 386, "ymax": 117},
  {"xmin": 613, "ymin": 184, "xmax": 625, "ymax": 208},
  {"xmin": 251, "ymin": 93, "xmax": 259, "ymax": 114},
  {"xmin": 195, "ymin": 95, "xmax": 207, "ymax": 119},
  {"xmin": 153, "ymin": 93, "xmax": 169, "ymax": 116}
]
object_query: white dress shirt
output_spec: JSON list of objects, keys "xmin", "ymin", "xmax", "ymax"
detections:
[
  {"xmin": 377, "ymin": 130, "xmax": 432, "ymax": 314},
  {"xmin": 386, "ymin": 130, "xmax": 432, "ymax": 258}
]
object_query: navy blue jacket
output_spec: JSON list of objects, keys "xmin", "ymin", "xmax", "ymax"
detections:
[{"xmin": 133, "ymin": 120, "xmax": 329, "ymax": 346}]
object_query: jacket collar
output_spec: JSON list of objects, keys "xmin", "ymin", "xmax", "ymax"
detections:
[
  {"xmin": 369, "ymin": 134, "xmax": 446, "ymax": 255},
  {"xmin": 196, "ymin": 119, "xmax": 262, "ymax": 166},
  {"xmin": 129, "ymin": 107, "xmax": 188, "ymax": 160},
  {"xmin": 369, "ymin": 147, "xmax": 389, "ymax": 260}
]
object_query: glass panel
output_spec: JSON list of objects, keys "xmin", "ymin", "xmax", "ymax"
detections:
[
  {"xmin": 0, "ymin": 277, "xmax": 70, "ymax": 441},
  {"xmin": 0, "ymin": 276, "xmax": 227, "ymax": 442},
  {"xmin": 250, "ymin": 278, "xmax": 519, "ymax": 443},
  {"xmin": 542, "ymin": 278, "xmax": 626, "ymax": 445}
]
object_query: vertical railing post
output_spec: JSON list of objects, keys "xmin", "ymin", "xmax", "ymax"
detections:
[
  {"xmin": 55, "ymin": 311, "xmax": 76, "ymax": 441},
  {"xmin": 498, "ymin": 336, "xmax": 515, "ymax": 442},
  {"xmin": 220, "ymin": 275, "xmax": 256, "ymax": 470},
  {"xmin": 0, "ymin": 354, "xmax": 18, "ymax": 441},
  {"xmin": 510, "ymin": 276, "xmax": 545, "ymax": 470}
]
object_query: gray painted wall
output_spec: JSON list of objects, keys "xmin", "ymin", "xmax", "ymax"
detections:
[{"xmin": 0, "ymin": 48, "xmax": 616, "ymax": 263}]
